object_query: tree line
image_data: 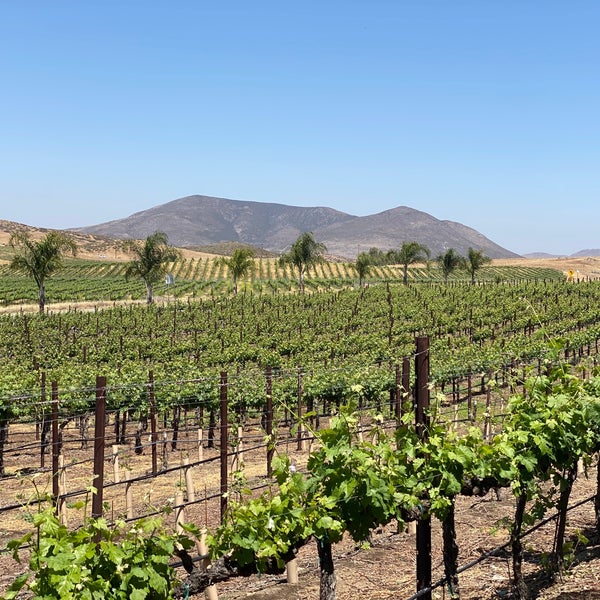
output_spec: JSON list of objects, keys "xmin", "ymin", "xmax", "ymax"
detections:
[
  {"xmin": 357, "ymin": 244, "xmax": 492, "ymax": 285},
  {"xmin": 7, "ymin": 229, "xmax": 492, "ymax": 312}
]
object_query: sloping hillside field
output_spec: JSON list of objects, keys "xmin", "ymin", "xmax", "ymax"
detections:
[
  {"xmin": 2, "ymin": 263, "xmax": 600, "ymax": 599},
  {"xmin": 0, "ymin": 255, "xmax": 566, "ymax": 310}
]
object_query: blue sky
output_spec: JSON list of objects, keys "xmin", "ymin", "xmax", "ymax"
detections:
[{"xmin": 1, "ymin": 1, "xmax": 598, "ymax": 255}]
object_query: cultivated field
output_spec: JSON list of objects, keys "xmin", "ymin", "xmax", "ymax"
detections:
[{"xmin": 2, "ymin": 224, "xmax": 600, "ymax": 599}]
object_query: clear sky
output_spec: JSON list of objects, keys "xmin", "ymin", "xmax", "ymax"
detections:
[{"xmin": 1, "ymin": 1, "xmax": 598, "ymax": 256}]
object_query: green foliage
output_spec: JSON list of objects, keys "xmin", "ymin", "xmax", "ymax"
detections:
[
  {"xmin": 210, "ymin": 456, "xmax": 320, "ymax": 570},
  {"xmin": 6, "ymin": 358, "xmax": 600, "ymax": 596},
  {"xmin": 4, "ymin": 507, "xmax": 193, "ymax": 600},
  {"xmin": 9, "ymin": 230, "xmax": 78, "ymax": 312},
  {"xmin": 392, "ymin": 241, "xmax": 430, "ymax": 284},
  {"xmin": 122, "ymin": 232, "xmax": 181, "ymax": 304},
  {"xmin": 465, "ymin": 247, "xmax": 492, "ymax": 284},
  {"xmin": 308, "ymin": 408, "xmax": 420, "ymax": 541},
  {"xmin": 218, "ymin": 248, "xmax": 256, "ymax": 294},
  {"xmin": 212, "ymin": 406, "xmax": 421, "ymax": 570},
  {"xmin": 436, "ymin": 248, "xmax": 463, "ymax": 282},
  {"xmin": 0, "ymin": 255, "xmax": 564, "ymax": 306},
  {"xmin": 211, "ymin": 361, "xmax": 600, "ymax": 576},
  {"xmin": 278, "ymin": 232, "xmax": 326, "ymax": 292},
  {"xmin": 2, "ymin": 279, "xmax": 600, "ymax": 425},
  {"xmin": 422, "ymin": 426, "xmax": 488, "ymax": 519},
  {"xmin": 354, "ymin": 253, "xmax": 372, "ymax": 287},
  {"xmin": 498, "ymin": 359, "xmax": 598, "ymax": 494}
]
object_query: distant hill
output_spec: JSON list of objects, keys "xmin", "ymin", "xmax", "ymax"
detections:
[
  {"xmin": 73, "ymin": 195, "xmax": 519, "ymax": 259},
  {"xmin": 0, "ymin": 219, "xmax": 126, "ymax": 261},
  {"xmin": 570, "ymin": 249, "xmax": 600, "ymax": 257},
  {"xmin": 315, "ymin": 206, "xmax": 517, "ymax": 258},
  {"xmin": 524, "ymin": 250, "xmax": 600, "ymax": 259},
  {"xmin": 185, "ymin": 241, "xmax": 277, "ymax": 258},
  {"xmin": 523, "ymin": 252, "xmax": 562, "ymax": 259}
]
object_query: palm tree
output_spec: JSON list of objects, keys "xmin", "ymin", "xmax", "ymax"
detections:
[
  {"xmin": 219, "ymin": 248, "xmax": 256, "ymax": 294},
  {"xmin": 465, "ymin": 247, "xmax": 491, "ymax": 284},
  {"xmin": 9, "ymin": 231, "xmax": 77, "ymax": 313},
  {"xmin": 355, "ymin": 252, "xmax": 372, "ymax": 288},
  {"xmin": 396, "ymin": 241, "xmax": 430, "ymax": 284},
  {"xmin": 122, "ymin": 232, "xmax": 181, "ymax": 304},
  {"xmin": 436, "ymin": 248, "xmax": 463, "ymax": 282},
  {"xmin": 279, "ymin": 232, "xmax": 326, "ymax": 293}
]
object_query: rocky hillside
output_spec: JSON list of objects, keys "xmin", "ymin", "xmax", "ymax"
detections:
[{"xmin": 73, "ymin": 194, "xmax": 518, "ymax": 258}]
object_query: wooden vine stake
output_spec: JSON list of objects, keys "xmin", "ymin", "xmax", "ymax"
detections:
[
  {"xmin": 415, "ymin": 336, "xmax": 432, "ymax": 600},
  {"xmin": 197, "ymin": 428, "xmax": 204, "ymax": 462},
  {"xmin": 286, "ymin": 557, "xmax": 299, "ymax": 584},
  {"xmin": 162, "ymin": 431, "xmax": 169, "ymax": 470},
  {"xmin": 265, "ymin": 366, "xmax": 274, "ymax": 478},
  {"xmin": 112, "ymin": 445, "xmax": 120, "ymax": 483},
  {"xmin": 198, "ymin": 528, "xmax": 219, "ymax": 600},
  {"xmin": 59, "ymin": 454, "xmax": 67, "ymax": 499},
  {"xmin": 40, "ymin": 371, "xmax": 47, "ymax": 467},
  {"xmin": 394, "ymin": 362, "xmax": 402, "ymax": 421},
  {"xmin": 467, "ymin": 373, "xmax": 473, "ymax": 421},
  {"xmin": 184, "ymin": 457, "xmax": 195, "ymax": 502},
  {"xmin": 92, "ymin": 376, "xmax": 107, "ymax": 520},
  {"xmin": 175, "ymin": 491, "xmax": 185, "ymax": 534},
  {"xmin": 220, "ymin": 372, "xmax": 228, "ymax": 523},
  {"xmin": 58, "ymin": 454, "xmax": 68, "ymax": 525},
  {"xmin": 230, "ymin": 426, "xmax": 244, "ymax": 474},
  {"xmin": 125, "ymin": 471, "xmax": 134, "ymax": 519},
  {"xmin": 51, "ymin": 382, "xmax": 60, "ymax": 511},
  {"xmin": 297, "ymin": 368, "xmax": 305, "ymax": 451},
  {"xmin": 149, "ymin": 370, "xmax": 158, "ymax": 475},
  {"xmin": 236, "ymin": 426, "xmax": 244, "ymax": 467},
  {"xmin": 483, "ymin": 385, "xmax": 492, "ymax": 439}
]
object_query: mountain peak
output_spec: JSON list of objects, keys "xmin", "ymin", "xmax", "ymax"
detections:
[{"xmin": 73, "ymin": 194, "xmax": 519, "ymax": 259}]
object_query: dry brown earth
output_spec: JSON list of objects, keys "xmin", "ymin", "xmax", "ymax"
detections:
[
  {"xmin": 1, "ymin": 423, "xmax": 598, "ymax": 600},
  {"xmin": 185, "ymin": 466, "xmax": 600, "ymax": 600},
  {"xmin": 0, "ymin": 221, "xmax": 220, "ymax": 264},
  {"xmin": 493, "ymin": 257, "xmax": 600, "ymax": 280}
]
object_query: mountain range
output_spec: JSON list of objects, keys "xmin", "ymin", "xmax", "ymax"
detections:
[{"xmin": 74, "ymin": 195, "xmax": 520, "ymax": 259}]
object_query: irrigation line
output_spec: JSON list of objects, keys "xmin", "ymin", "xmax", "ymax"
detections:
[{"xmin": 401, "ymin": 493, "xmax": 596, "ymax": 600}]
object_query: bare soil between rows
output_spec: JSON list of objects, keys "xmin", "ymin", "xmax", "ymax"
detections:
[
  {"xmin": 0, "ymin": 458, "xmax": 600, "ymax": 600},
  {"xmin": 1, "ymin": 413, "xmax": 600, "ymax": 599},
  {"xmin": 181, "ymin": 463, "xmax": 600, "ymax": 600},
  {"xmin": 1, "ymin": 432, "xmax": 599, "ymax": 599}
]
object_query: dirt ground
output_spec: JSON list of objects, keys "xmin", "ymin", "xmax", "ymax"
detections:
[
  {"xmin": 0, "ymin": 220, "xmax": 218, "ymax": 264},
  {"xmin": 186, "ymin": 464, "xmax": 600, "ymax": 600},
  {"xmin": 492, "ymin": 256, "xmax": 600, "ymax": 280},
  {"xmin": 0, "ymin": 417, "xmax": 599, "ymax": 599}
]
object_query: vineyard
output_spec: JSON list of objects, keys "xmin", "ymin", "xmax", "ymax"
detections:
[
  {"xmin": 0, "ymin": 338, "xmax": 600, "ymax": 599},
  {"xmin": 2, "ymin": 277, "xmax": 600, "ymax": 402},
  {"xmin": 2, "ymin": 263, "xmax": 600, "ymax": 598},
  {"xmin": 0, "ymin": 256, "xmax": 565, "ymax": 307}
]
